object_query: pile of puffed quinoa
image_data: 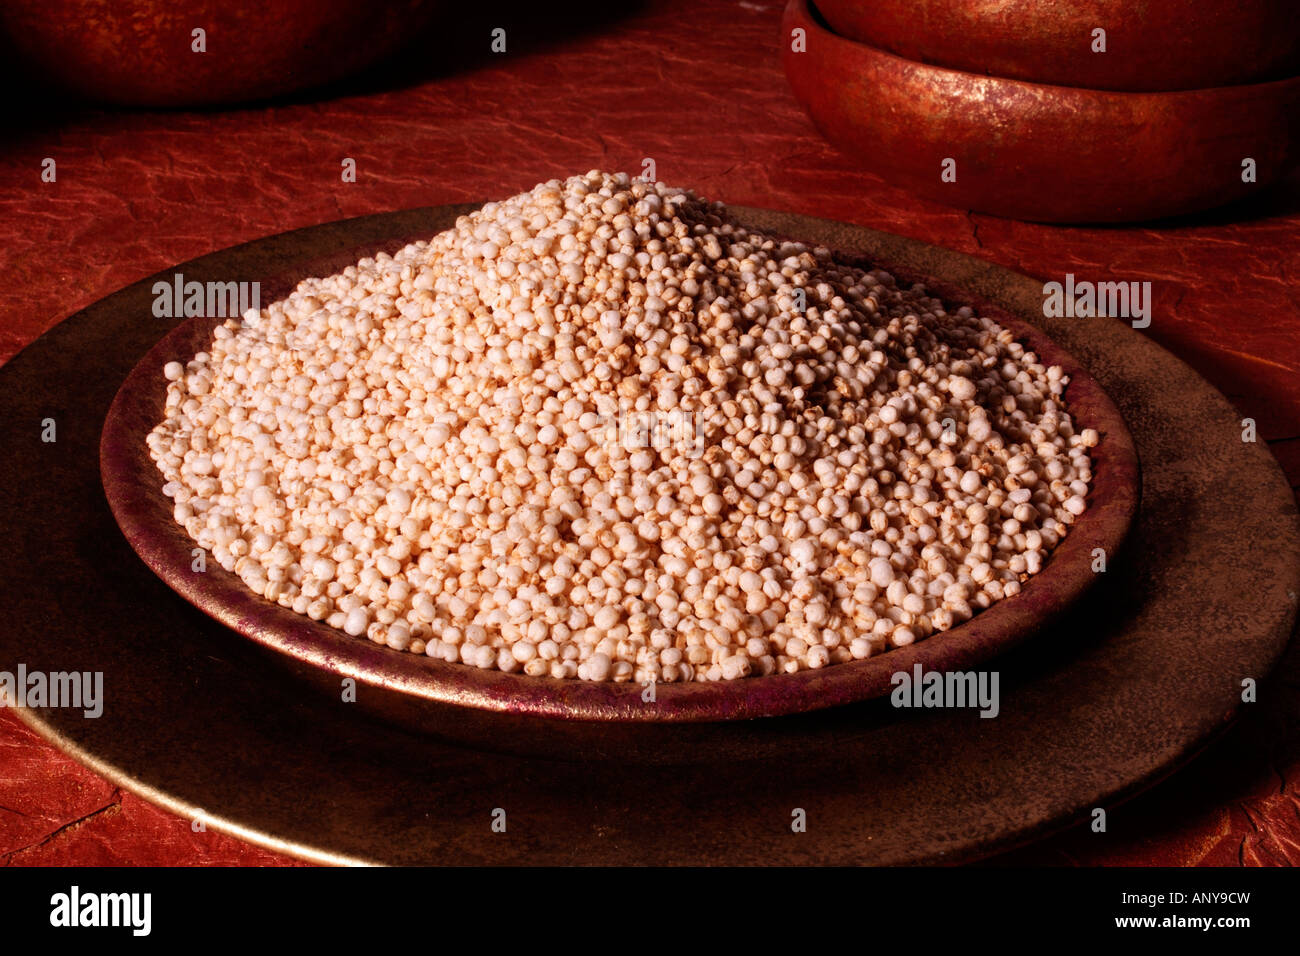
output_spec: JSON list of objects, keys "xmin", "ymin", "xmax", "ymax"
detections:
[{"xmin": 149, "ymin": 170, "xmax": 1098, "ymax": 683}]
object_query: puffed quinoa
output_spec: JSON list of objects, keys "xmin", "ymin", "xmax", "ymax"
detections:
[{"xmin": 148, "ymin": 171, "xmax": 1096, "ymax": 682}]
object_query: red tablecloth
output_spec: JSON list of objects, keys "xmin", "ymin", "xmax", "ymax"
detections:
[{"xmin": 2, "ymin": 0, "xmax": 1297, "ymax": 865}]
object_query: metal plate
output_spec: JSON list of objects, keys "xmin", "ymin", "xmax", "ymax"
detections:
[{"xmin": 1, "ymin": 205, "xmax": 1295, "ymax": 864}]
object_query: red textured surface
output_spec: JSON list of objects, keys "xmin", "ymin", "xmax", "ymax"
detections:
[{"xmin": 1, "ymin": 0, "xmax": 1297, "ymax": 866}]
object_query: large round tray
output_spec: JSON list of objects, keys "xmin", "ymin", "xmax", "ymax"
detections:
[{"xmin": 0, "ymin": 205, "xmax": 1294, "ymax": 864}]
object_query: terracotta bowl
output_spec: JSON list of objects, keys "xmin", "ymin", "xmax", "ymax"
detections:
[
  {"xmin": 0, "ymin": 0, "xmax": 439, "ymax": 107},
  {"xmin": 784, "ymin": 0, "xmax": 1300, "ymax": 223},
  {"xmin": 99, "ymin": 215, "xmax": 1140, "ymax": 759},
  {"xmin": 816, "ymin": 0, "xmax": 1300, "ymax": 92}
]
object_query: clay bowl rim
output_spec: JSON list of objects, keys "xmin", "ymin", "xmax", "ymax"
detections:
[
  {"xmin": 797, "ymin": 0, "xmax": 1300, "ymax": 99},
  {"xmin": 809, "ymin": 0, "xmax": 1300, "ymax": 93},
  {"xmin": 98, "ymin": 216, "xmax": 1141, "ymax": 725}
]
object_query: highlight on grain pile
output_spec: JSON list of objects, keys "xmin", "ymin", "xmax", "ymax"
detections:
[{"xmin": 148, "ymin": 170, "xmax": 1098, "ymax": 683}]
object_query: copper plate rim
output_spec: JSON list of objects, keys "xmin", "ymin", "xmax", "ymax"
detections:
[
  {"xmin": 7, "ymin": 712, "xmax": 364, "ymax": 866},
  {"xmin": 98, "ymin": 208, "xmax": 1141, "ymax": 724}
]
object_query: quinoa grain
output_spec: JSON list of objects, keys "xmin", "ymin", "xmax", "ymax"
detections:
[{"xmin": 148, "ymin": 171, "xmax": 1095, "ymax": 682}]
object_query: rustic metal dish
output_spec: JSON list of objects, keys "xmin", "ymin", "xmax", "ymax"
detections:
[
  {"xmin": 784, "ymin": 0, "xmax": 1300, "ymax": 222},
  {"xmin": 98, "ymin": 204, "xmax": 1139, "ymax": 751},
  {"xmin": 0, "ymin": 0, "xmax": 443, "ymax": 107}
]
